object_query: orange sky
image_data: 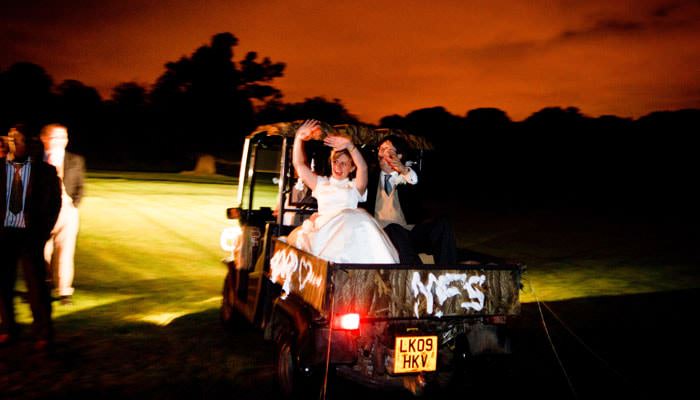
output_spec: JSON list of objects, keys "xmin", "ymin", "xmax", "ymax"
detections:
[{"xmin": 2, "ymin": 0, "xmax": 699, "ymax": 123}]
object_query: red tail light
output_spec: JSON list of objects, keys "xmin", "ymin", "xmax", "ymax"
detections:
[{"xmin": 334, "ymin": 313, "xmax": 360, "ymax": 330}]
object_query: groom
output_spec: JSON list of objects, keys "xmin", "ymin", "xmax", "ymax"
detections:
[{"xmin": 362, "ymin": 135, "xmax": 457, "ymax": 265}]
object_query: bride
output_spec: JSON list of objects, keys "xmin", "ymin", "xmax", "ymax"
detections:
[{"xmin": 288, "ymin": 120, "xmax": 399, "ymax": 264}]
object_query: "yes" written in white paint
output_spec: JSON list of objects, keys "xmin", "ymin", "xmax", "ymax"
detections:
[{"xmin": 410, "ymin": 272, "xmax": 486, "ymax": 318}]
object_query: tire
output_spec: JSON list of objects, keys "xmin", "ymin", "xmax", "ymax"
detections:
[
  {"xmin": 431, "ymin": 333, "xmax": 471, "ymax": 392},
  {"xmin": 275, "ymin": 332, "xmax": 296, "ymax": 397},
  {"xmin": 220, "ymin": 271, "xmax": 239, "ymax": 328},
  {"xmin": 277, "ymin": 341, "xmax": 328, "ymax": 399}
]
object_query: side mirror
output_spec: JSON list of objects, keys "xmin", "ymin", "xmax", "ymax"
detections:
[{"xmin": 226, "ymin": 207, "xmax": 240, "ymax": 220}]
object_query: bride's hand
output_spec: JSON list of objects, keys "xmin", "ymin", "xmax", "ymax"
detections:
[
  {"xmin": 296, "ymin": 119, "xmax": 320, "ymax": 141},
  {"xmin": 323, "ymin": 134, "xmax": 352, "ymax": 150}
]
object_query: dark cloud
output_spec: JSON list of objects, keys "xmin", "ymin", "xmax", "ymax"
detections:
[
  {"xmin": 0, "ymin": 0, "xmax": 154, "ymax": 25},
  {"xmin": 559, "ymin": 19, "xmax": 645, "ymax": 40},
  {"xmin": 0, "ymin": 0, "xmax": 150, "ymax": 68},
  {"xmin": 557, "ymin": 0, "xmax": 700, "ymax": 41},
  {"xmin": 2, "ymin": 28, "xmax": 34, "ymax": 43},
  {"xmin": 0, "ymin": 27, "xmax": 62, "ymax": 68},
  {"xmin": 448, "ymin": 40, "xmax": 541, "ymax": 62},
  {"xmin": 447, "ymin": 1, "xmax": 699, "ymax": 62},
  {"xmin": 649, "ymin": 0, "xmax": 700, "ymax": 18},
  {"xmin": 652, "ymin": 2, "xmax": 681, "ymax": 17}
]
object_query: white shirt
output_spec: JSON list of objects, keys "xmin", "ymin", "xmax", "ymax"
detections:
[
  {"xmin": 380, "ymin": 167, "xmax": 418, "ymax": 191},
  {"xmin": 45, "ymin": 149, "xmax": 65, "ymax": 178},
  {"xmin": 4, "ymin": 160, "xmax": 31, "ymax": 228},
  {"xmin": 375, "ymin": 167, "xmax": 418, "ymax": 229}
]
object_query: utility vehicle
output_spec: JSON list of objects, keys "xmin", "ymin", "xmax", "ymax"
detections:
[{"xmin": 219, "ymin": 121, "xmax": 523, "ymax": 396}]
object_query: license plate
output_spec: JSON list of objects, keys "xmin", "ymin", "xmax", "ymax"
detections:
[{"xmin": 394, "ymin": 335, "xmax": 438, "ymax": 373}]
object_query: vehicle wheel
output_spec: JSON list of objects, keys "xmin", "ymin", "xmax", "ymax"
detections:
[
  {"xmin": 220, "ymin": 271, "xmax": 239, "ymax": 328},
  {"xmin": 275, "ymin": 333, "xmax": 296, "ymax": 397},
  {"xmin": 432, "ymin": 334, "xmax": 471, "ymax": 391}
]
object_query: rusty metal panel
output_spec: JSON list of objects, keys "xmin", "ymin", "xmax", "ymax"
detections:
[
  {"xmin": 268, "ymin": 240, "xmax": 329, "ymax": 314},
  {"xmin": 332, "ymin": 268, "xmax": 521, "ymax": 319}
]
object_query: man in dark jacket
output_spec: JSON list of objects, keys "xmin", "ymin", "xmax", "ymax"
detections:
[
  {"xmin": 362, "ymin": 135, "xmax": 456, "ymax": 265},
  {"xmin": 0, "ymin": 124, "xmax": 61, "ymax": 350},
  {"xmin": 40, "ymin": 124, "xmax": 85, "ymax": 305}
]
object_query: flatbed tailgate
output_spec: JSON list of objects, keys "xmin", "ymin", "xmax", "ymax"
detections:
[
  {"xmin": 332, "ymin": 265, "xmax": 522, "ymax": 319},
  {"xmin": 269, "ymin": 240, "xmax": 522, "ymax": 320}
]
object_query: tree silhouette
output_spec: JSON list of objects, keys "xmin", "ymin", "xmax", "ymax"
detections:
[
  {"xmin": 150, "ymin": 32, "xmax": 285, "ymax": 158},
  {"xmin": 111, "ymin": 82, "xmax": 148, "ymax": 110},
  {"xmin": 55, "ymin": 79, "xmax": 103, "ymax": 155},
  {"xmin": 239, "ymin": 51, "xmax": 285, "ymax": 106},
  {"xmin": 401, "ymin": 107, "xmax": 465, "ymax": 150},
  {"xmin": 465, "ymin": 107, "xmax": 511, "ymax": 128},
  {"xmin": 256, "ymin": 96, "xmax": 360, "ymax": 125},
  {"xmin": 0, "ymin": 62, "xmax": 55, "ymax": 133},
  {"xmin": 98, "ymin": 82, "xmax": 152, "ymax": 167},
  {"xmin": 378, "ymin": 114, "xmax": 406, "ymax": 130},
  {"xmin": 1, "ymin": 53, "xmax": 698, "ymax": 220}
]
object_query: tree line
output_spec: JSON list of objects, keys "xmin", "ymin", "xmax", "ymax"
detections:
[
  {"xmin": 381, "ymin": 106, "xmax": 699, "ymax": 221},
  {"xmin": 1, "ymin": 32, "xmax": 698, "ymax": 218},
  {"xmin": 0, "ymin": 32, "xmax": 360, "ymax": 171}
]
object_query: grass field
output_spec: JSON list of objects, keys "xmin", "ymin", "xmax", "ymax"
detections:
[
  {"xmin": 16, "ymin": 171, "xmax": 236, "ymax": 326},
  {"xmin": 4, "ymin": 172, "xmax": 261, "ymax": 399},
  {"xmin": 3, "ymin": 171, "xmax": 698, "ymax": 399},
  {"xmin": 448, "ymin": 206, "xmax": 699, "ymax": 302},
  {"xmin": 13, "ymin": 170, "xmax": 699, "ymax": 323}
]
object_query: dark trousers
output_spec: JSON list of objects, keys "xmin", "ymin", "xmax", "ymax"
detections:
[
  {"xmin": 384, "ymin": 216, "xmax": 457, "ymax": 265},
  {"xmin": 0, "ymin": 229, "xmax": 53, "ymax": 341}
]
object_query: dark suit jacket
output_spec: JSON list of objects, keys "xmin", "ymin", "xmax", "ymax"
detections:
[
  {"xmin": 361, "ymin": 167, "xmax": 426, "ymax": 225},
  {"xmin": 0, "ymin": 158, "xmax": 62, "ymax": 241},
  {"xmin": 62, "ymin": 152, "xmax": 86, "ymax": 207}
]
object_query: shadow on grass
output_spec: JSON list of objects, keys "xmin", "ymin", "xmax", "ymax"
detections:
[
  {"xmin": 2, "ymin": 288, "xmax": 697, "ymax": 399},
  {"xmin": 0, "ymin": 305, "xmax": 278, "ymax": 400},
  {"xmin": 507, "ymin": 288, "xmax": 699, "ymax": 400}
]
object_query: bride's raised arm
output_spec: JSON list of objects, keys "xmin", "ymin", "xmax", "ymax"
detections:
[{"xmin": 293, "ymin": 120, "xmax": 320, "ymax": 191}]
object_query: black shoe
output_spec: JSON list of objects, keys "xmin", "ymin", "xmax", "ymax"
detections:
[
  {"xmin": 59, "ymin": 295, "xmax": 73, "ymax": 305},
  {"xmin": 14, "ymin": 290, "xmax": 29, "ymax": 304}
]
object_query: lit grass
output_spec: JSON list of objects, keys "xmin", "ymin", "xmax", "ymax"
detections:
[
  {"xmin": 453, "ymin": 209, "xmax": 700, "ymax": 302},
  {"xmin": 4, "ymin": 171, "xmax": 699, "ymax": 399},
  {"xmin": 13, "ymin": 172, "xmax": 697, "ymax": 323},
  {"xmin": 16, "ymin": 171, "xmax": 239, "ymax": 325}
]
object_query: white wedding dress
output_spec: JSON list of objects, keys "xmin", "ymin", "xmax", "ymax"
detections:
[{"xmin": 292, "ymin": 176, "xmax": 399, "ymax": 264}]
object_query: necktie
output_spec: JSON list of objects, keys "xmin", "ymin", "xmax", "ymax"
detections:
[
  {"xmin": 384, "ymin": 174, "xmax": 392, "ymax": 195},
  {"xmin": 9, "ymin": 164, "xmax": 24, "ymax": 214}
]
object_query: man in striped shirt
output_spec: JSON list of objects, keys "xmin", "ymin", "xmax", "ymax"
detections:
[{"xmin": 0, "ymin": 124, "xmax": 61, "ymax": 351}]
